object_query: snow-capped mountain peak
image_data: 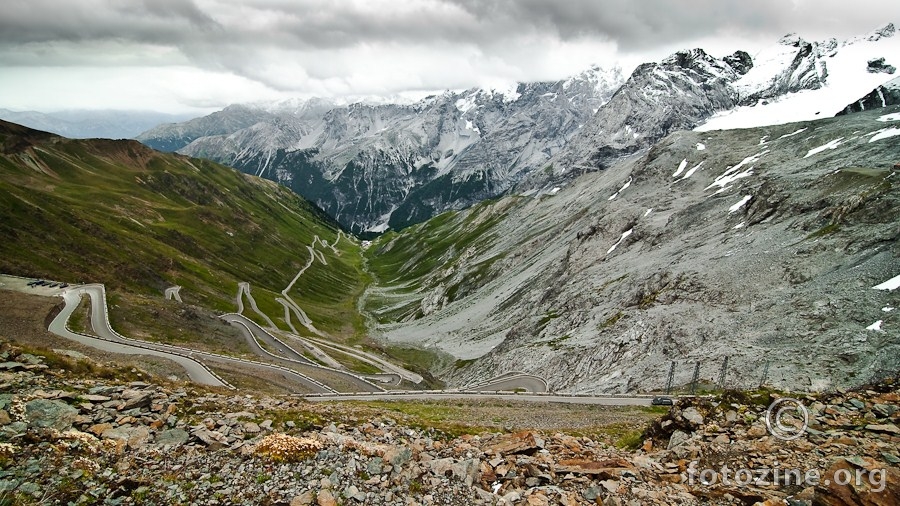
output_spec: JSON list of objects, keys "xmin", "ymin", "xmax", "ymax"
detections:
[{"xmin": 698, "ymin": 23, "xmax": 898, "ymax": 131}]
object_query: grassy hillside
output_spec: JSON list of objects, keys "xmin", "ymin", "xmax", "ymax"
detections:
[{"xmin": 0, "ymin": 120, "xmax": 366, "ymax": 337}]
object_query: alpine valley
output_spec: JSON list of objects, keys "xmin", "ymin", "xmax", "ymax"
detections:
[
  {"xmin": 3, "ymin": 25, "xmax": 899, "ymax": 396},
  {"xmin": 132, "ymin": 24, "xmax": 900, "ymax": 393}
]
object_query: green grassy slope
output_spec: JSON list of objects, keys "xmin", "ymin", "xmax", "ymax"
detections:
[
  {"xmin": 0, "ymin": 120, "xmax": 365, "ymax": 336},
  {"xmin": 364, "ymin": 198, "xmax": 515, "ymax": 322}
]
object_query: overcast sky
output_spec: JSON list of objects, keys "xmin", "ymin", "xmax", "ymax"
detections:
[{"xmin": 0, "ymin": 0, "xmax": 897, "ymax": 114}]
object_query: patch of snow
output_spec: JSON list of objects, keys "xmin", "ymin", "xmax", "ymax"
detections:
[
  {"xmin": 866, "ymin": 320, "xmax": 883, "ymax": 332},
  {"xmin": 803, "ymin": 138, "xmax": 844, "ymax": 158},
  {"xmin": 869, "ymin": 127, "xmax": 900, "ymax": 143},
  {"xmin": 549, "ymin": 187, "xmax": 561, "ymax": 195},
  {"xmin": 607, "ymin": 177, "xmax": 632, "ymax": 200},
  {"xmin": 728, "ymin": 195, "xmax": 753, "ymax": 213},
  {"xmin": 706, "ymin": 151, "xmax": 768, "ymax": 192},
  {"xmin": 679, "ymin": 161, "xmax": 705, "ymax": 181},
  {"xmin": 778, "ymin": 128, "xmax": 808, "ymax": 140},
  {"xmin": 606, "ymin": 228, "xmax": 633, "ymax": 254},
  {"xmin": 367, "ymin": 222, "xmax": 390, "ymax": 234},
  {"xmin": 673, "ymin": 159, "xmax": 688, "ymax": 178},
  {"xmin": 877, "ymin": 112, "xmax": 900, "ymax": 122},
  {"xmin": 883, "ymin": 307, "xmax": 895, "ymax": 312},
  {"xmin": 455, "ymin": 95, "xmax": 478, "ymax": 113},
  {"xmin": 733, "ymin": 222, "xmax": 746, "ymax": 229},
  {"xmin": 874, "ymin": 274, "xmax": 900, "ymax": 291},
  {"xmin": 695, "ymin": 142, "xmax": 706, "ymax": 151},
  {"xmin": 464, "ymin": 119, "xmax": 481, "ymax": 134},
  {"xmin": 492, "ymin": 82, "xmax": 521, "ymax": 102},
  {"xmin": 759, "ymin": 136, "xmax": 768, "ymax": 145},
  {"xmin": 643, "ymin": 208, "xmax": 653, "ymax": 217}
]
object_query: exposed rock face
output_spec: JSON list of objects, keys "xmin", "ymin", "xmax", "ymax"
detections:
[
  {"xmin": 867, "ymin": 57, "xmax": 897, "ymax": 75},
  {"xmin": 839, "ymin": 77, "xmax": 900, "ymax": 115},
  {"xmin": 546, "ymin": 49, "xmax": 747, "ymax": 177}
]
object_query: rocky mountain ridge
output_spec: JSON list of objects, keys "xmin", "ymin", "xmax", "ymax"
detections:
[
  {"xmin": 139, "ymin": 66, "xmax": 625, "ymax": 234},
  {"xmin": 138, "ymin": 25, "xmax": 898, "ymax": 233}
]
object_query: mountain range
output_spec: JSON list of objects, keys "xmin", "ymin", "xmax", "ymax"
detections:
[
  {"xmin": 0, "ymin": 109, "xmax": 195, "ymax": 140},
  {"xmin": 138, "ymin": 24, "xmax": 899, "ymax": 235}
]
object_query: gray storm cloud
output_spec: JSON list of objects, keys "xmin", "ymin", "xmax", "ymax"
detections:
[{"xmin": 0, "ymin": 0, "xmax": 896, "ymax": 110}]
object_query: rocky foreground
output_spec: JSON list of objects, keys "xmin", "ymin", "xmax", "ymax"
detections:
[{"xmin": 1, "ymin": 341, "xmax": 899, "ymax": 505}]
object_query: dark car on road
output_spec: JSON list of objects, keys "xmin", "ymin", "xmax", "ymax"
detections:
[{"xmin": 651, "ymin": 396, "xmax": 674, "ymax": 406}]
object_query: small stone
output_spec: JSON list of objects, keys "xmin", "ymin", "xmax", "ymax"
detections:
[
  {"xmin": 583, "ymin": 486, "xmax": 602, "ymax": 502},
  {"xmin": 25, "ymin": 399, "xmax": 78, "ymax": 431},
  {"xmin": 156, "ymin": 429, "xmax": 189, "ymax": 447},
  {"xmin": 747, "ymin": 425, "xmax": 768, "ymax": 438},
  {"xmin": 865, "ymin": 424, "xmax": 900, "ymax": 435},
  {"xmin": 290, "ymin": 491, "xmax": 314, "ymax": 506},
  {"xmin": 119, "ymin": 392, "xmax": 152, "ymax": 411},
  {"xmin": 667, "ymin": 430, "xmax": 690, "ymax": 450},
  {"xmin": 882, "ymin": 453, "xmax": 900, "ymax": 465},
  {"xmin": 872, "ymin": 404, "xmax": 897, "ymax": 418},
  {"xmin": 712, "ymin": 434, "xmax": 730, "ymax": 445},
  {"xmin": 848, "ymin": 398, "xmax": 866, "ymax": 410},
  {"xmin": 367, "ymin": 457, "xmax": 384, "ymax": 475},
  {"xmin": 682, "ymin": 407, "xmax": 704, "ymax": 426},
  {"xmin": 316, "ymin": 489, "xmax": 337, "ymax": 506},
  {"xmin": 345, "ymin": 485, "xmax": 366, "ymax": 502},
  {"xmin": 526, "ymin": 493, "xmax": 549, "ymax": 506}
]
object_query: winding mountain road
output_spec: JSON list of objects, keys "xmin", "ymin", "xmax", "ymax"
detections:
[
  {"xmin": 236, "ymin": 282, "xmax": 277, "ymax": 328},
  {"xmin": 38, "ymin": 284, "xmax": 653, "ymax": 404},
  {"xmin": 50, "ymin": 287, "xmax": 227, "ymax": 387},
  {"xmin": 49, "ymin": 285, "xmax": 345, "ymax": 393},
  {"xmin": 221, "ymin": 313, "xmax": 384, "ymax": 393},
  {"xmin": 164, "ymin": 286, "xmax": 182, "ymax": 303}
]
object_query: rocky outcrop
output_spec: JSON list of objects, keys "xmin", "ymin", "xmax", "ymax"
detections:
[
  {"xmin": 839, "ymin": 77, "xmax": 900, "ymax": 115},
  {"xmin": 867, "ymin": 57, "xmax": 897, "ymax": 75},
  {"xmin": 547, "ymin": 48, "xmax": 748, "ymax": 176}
]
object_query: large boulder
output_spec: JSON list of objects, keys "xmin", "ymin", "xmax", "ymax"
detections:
[{"xmin": 25, "ymin": 399, "xmax": 78, "ymax": 431}]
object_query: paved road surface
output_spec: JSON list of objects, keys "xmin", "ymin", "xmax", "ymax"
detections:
[
  {"xmin": 303, "ymin": 391, "xmax": 653, "ymax": 406},
  {"xmin": 164, "ymin": 286, "xmax": 182, "ymax": 303},
  {"xmin": 221, "ymin": 313, "xmax": 313, "ymax": 364},
  {"xmin": 221, "ymin": 313, "xmax": 383, "ymax": 393},
  {"xmin": 307, "ymin": 337, "xmax": 424, "ymax": 384},
  {"xmin": 49, "ymin": 289, "xmax": 227, "ymax": 387}
]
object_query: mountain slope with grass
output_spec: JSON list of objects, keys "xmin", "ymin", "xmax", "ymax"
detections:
[
  {"xmin": 0, "ymin": 120, "xmax": 367, "ymax": 339},
  {"xmin": 364, "ymin": 107, "xmax": 900, "ymax": 394}
]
